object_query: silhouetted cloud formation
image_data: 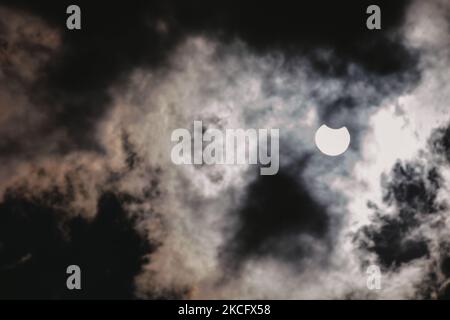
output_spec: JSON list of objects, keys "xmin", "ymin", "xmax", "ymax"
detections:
[
  {"xmin": 0, "ymin": 190, "xmax": 151, "ymax": 299},
  {"xmin": 222, "ymin": 165, "xmax": 330, "ymax": 269}
]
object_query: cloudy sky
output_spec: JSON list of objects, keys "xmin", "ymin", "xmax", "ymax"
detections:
[{"xmin": 0, "ymin": 0, "xmax": 449, "ymax": 299}]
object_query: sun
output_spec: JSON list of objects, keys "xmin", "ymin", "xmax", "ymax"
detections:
[{"xmin": 314, "ymin": 124, "xmax": 351, "ymax": 156}]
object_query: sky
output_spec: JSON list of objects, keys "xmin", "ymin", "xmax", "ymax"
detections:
[{"xmin": 0, "ymin": 0, "xmax": 449, "ymax": 299}]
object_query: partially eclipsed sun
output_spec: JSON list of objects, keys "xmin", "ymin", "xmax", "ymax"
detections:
[{"xmin": 314, "ymin": 124, "xmax": 351, "ymax": 156}]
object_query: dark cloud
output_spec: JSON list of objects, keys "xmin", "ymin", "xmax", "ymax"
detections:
[
  {"xmin": 357, "ymin": 161, "xmax": 440, "ymax": 269},
  {"xmin": 441, "ymin": 256, "xmax": 450, "ymax": 278},
  {"xmin": 438, "ymin": 253, "xmax": 450, "ymax": 299},
  {"xmin": 166, "ymin": 0, "xmax": 421, "ymax": 127},
  {"xmin": 0, "ymin": 0, "xmax": 178, "ymax": 153},
  {"xmin": 384, "ymin": 162, "xmax": 442, "ymax": 214},
  {"xmin": 356, "ymin": 123, "xmax": 450, "ymax": 298},
  {"xmin": 419, "ymin": 245, "xmax": 450, "ymax": 300},
  {"xmin": 221, "ymin": 161, "xmax": 331, "ymax": 269},
  {"xmin": 0, "ymin": 0, "xmax": 420, "ymax": 154},
  {"xmin": 0, "ymin": 189, "xmax": 152, "ymax": 299},
  {"xmin": 430, "ymin": 125, "xmax": 450, "ymax": 164},
  {"xmin": 359, "ymin": 213, "xmax": 430, "ymax": 269},
  {"xmin": 169, "ymin": 0, "xmax": 415, "ymax": 73}
]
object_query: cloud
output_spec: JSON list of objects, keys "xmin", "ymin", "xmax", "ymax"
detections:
[
  {"xmin": 0, "ymin": 189, "xmax": 152, "ymax": 299},
  {"xmin": 0, "ymin": 0, "xmax": 448, "ymax": 300}
]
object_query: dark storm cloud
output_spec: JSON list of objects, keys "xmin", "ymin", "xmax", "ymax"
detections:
[
  {"xmin": 0, "ymin": 188, "xmax": 152, "ymax": 299},
  {"xmin": 357, "ymin": 161, "xmax": 439, "ymax": 269},
  {"xmin": 166, "ymin": 0, "xmax": 420, "ymax": 126},
  {"xmin": 168, "ymin": 0, "xmax": 415, "ymax": 74},
  {"xmin": 221, "ymin": 159, "xmax": 331, "ymax": 269},
  {"xmin": 0, "ymin": 0, "xmax": 419, "ymax": 153}
]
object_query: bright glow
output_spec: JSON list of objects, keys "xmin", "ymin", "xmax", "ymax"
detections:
[{"xmin": 314, "ymin": 125, "xmax": 351, "ymax": 156}]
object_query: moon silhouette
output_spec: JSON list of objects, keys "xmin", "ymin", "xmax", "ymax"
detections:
[{"xmin": 314, "ymin": 124, "xmax": 351, "ymax": 156}]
